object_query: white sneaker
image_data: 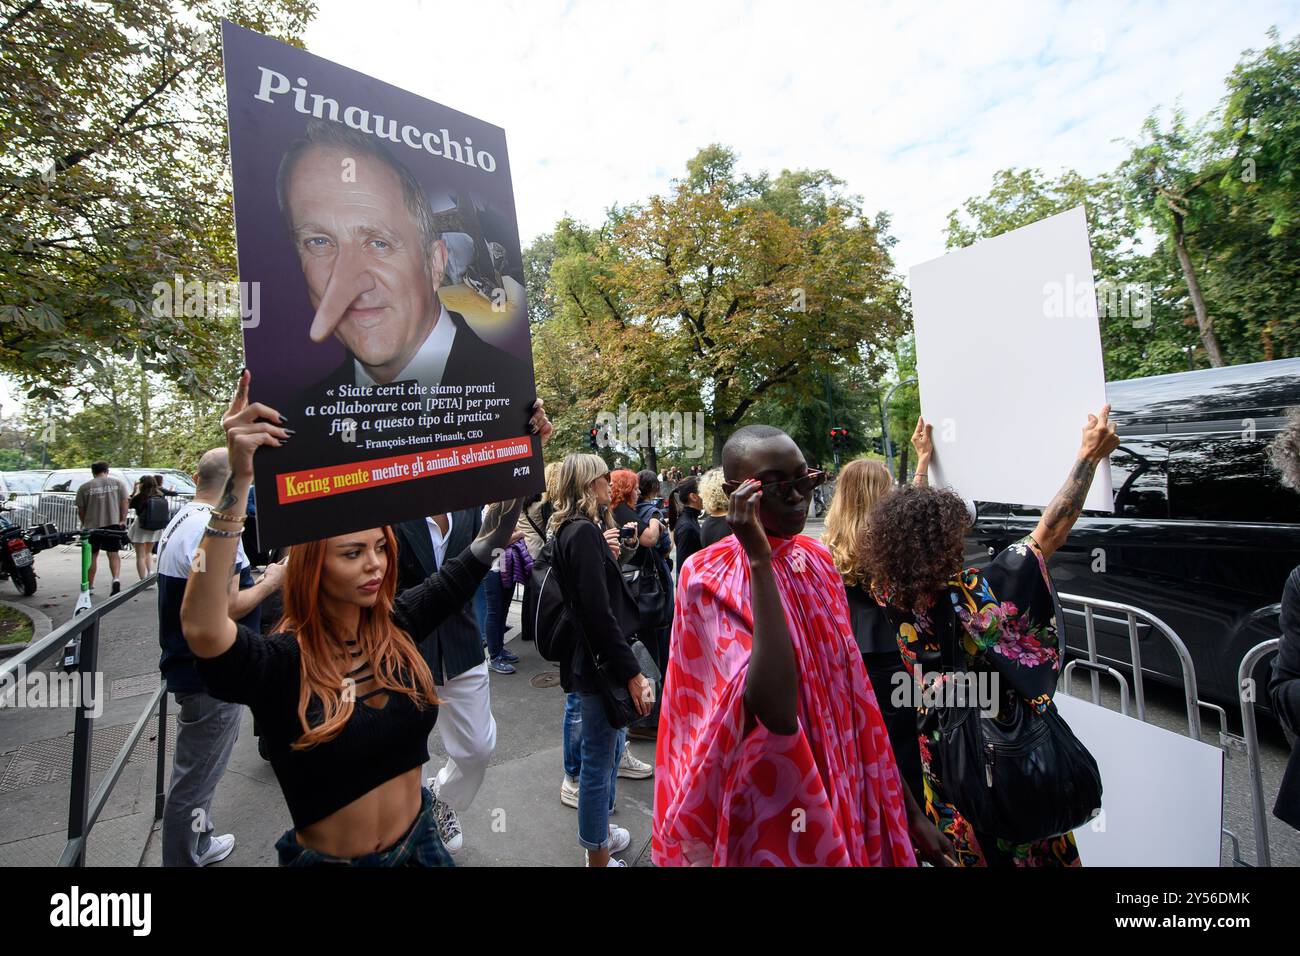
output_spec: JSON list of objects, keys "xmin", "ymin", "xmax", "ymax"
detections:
[
  {"xmin": 607, "ymin": 824, "xmax": 631, "ymax": 855},
  {"xmin": 433, "ymin": 796, "xmax": 463, "ymax": 855},
  {"xmin": 195, "ymin": 833, "xmax": 235, "ymax": 866},
  {"xmin": 586, "ymin": 852, "xmax": 628, "ymax": 867},
  {"xmin": 560, "ymin": 774, "xmax": 579, "ymax": 809},
  {"xmin": 618, "ymin": 748, "xmax": 654, "ymax": 779}
]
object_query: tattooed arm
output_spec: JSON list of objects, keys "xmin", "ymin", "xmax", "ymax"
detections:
[{"xmin": 1031, "ymin": 405, "xmax": 1120, "ymax": 562}]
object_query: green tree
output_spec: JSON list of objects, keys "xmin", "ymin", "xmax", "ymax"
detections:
[
  {"xmin": 539, "ymin": 146, "xmax": 907, "ymax": 465},
  {"xmin": 0, "ymin": 0, "xmax": 313, "ymax": 401},
  {"xmin": 1219, "ymin": 28, "xmax": 1300, "ymax": 235},
  {"xmin": 1120, "ymin": 111, "xmax": 1230, "ymax": 367}
]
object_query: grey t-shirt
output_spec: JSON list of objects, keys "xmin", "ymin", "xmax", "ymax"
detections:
[{"xmin": 76, "ymin": 474, "xmax": 128, "ymax": 529}]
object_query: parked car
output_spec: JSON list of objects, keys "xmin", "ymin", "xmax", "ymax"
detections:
[
  {"xmin": 967, "ymin": 357, "xmax": 1300, "ymax": 711},
  {"xmin": 1, "ymin": 470, "xmax": 50, "ymax": 495},
  {"xmin": 0, "ymin": 470, "xmax": 49, "ymax": 529},
  {"xmin": 118, "ymin": 468, "xmax": 197, "ymax": 498},
  {"xmin": 35, "ymin": 467, "xmax": 193, "ymax": 534}
]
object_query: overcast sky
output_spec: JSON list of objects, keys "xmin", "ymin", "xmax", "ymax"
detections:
[
  {"xmin": 6, "ymin": 1, "xmax": 1297, "ymax": 416},
  {"xmin": 304, "ymin": 0, "xmax": 1299, "ymax": 269}
]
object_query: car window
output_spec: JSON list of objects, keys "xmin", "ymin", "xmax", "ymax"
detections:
[
  {"xmin": 43, "ymin": 471, "xmax": 93, "ymax": 493},
  {"xmin": 1168, "ymin": 436, "xmax": 1299, "ymax": 523},
  {"xmin": 6, "ymin": 474, "xmax": 47, "ymax": 494},
  {"xmin": 1110, "ymin": 441, "xmax": 1169, "ymax": 519},
  {"xmin": 160, "ymin": 473, "xmax": 196, "ymax": 494},
  {"xmin": 999, "ymin": 443, "xmax": 1170, "ymax": 520}
]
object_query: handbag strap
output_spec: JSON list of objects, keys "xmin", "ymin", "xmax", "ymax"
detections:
[
  {"xmin": 524, "ymin": 507, "xmax": 548, "ymax": 542},
  {"xmin": 550, "ymin": 516, "xmax": 612, "ymax": 666}
]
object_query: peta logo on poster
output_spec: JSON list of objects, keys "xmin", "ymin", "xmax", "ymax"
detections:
[{"xmin": 49, "ymin": 886, "xmax": 151, "ymax": 936}]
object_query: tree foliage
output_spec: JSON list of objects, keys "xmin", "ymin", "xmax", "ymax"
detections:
[
  {"xmin": 532, "ymin": 146, "xmax": 908, "ymax": 465},
  {"xmin": 0, "ymin": 0, "xmax": 314, "ymax": 400}
]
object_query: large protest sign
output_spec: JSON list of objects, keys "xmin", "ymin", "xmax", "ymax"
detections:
[
  {"xmin": 909, "ymin": 207, "xmax": 1113, "ymax": 512},
  {"xmin": 222, "ymin": 22, "xmax": 543, "ymax": 549}
]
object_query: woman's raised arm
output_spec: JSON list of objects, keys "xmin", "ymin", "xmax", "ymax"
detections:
[{"xmin": 181, "ymin": 370, "xmax": 290, "ymax": 658}]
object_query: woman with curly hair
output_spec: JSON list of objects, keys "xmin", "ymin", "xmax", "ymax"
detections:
[
  {"xmin": 864, "ymin": 406, "xmax": 1119, "ymax": 867},
  {"xmin": 697, "ymin": 467, "xmax": 732, "ymax": 548},
  {"xmin": 823, "ymin": 415, "xmax": 933, "ymax": 799}
]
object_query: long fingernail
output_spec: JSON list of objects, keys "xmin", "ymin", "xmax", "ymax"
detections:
[
  {"xmin": 283, "ymin": 429, "xmax": 296, "ymax": 436},
  {"xmin": 278, "ymin": 416, "xmax": 288, "ymax": 425}
]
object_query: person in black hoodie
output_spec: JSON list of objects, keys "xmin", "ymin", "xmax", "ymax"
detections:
[
  {"xmin": 670, "ymin": 476, "xmax": 704, "ymax": 576},
  {"xmin": 549, "ymin": 453, "xmax": 654, "ymax": 867}
]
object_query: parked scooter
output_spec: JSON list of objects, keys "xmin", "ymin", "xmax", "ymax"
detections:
[{"xmin": 0, "ymin": 508, "xmax": 60, "ymax": 596}]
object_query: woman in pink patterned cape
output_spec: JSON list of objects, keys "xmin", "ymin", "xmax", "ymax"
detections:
[{"xmin": 651, "ymin": 425, "xmax": 953, "ymax": 867}]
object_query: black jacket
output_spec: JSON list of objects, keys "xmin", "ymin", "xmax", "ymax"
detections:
[
  {"xmin": 699, "ymin": 513, "xmax": 731, "ymax": 548},
  {"xmin": 392, "ymin": 507, "xmax": 484, "ymax": 683},
  {"xmin": 554, "ymin": 517, "xmax": 641, "ymax": 694},
  {"xmin": 843, "ymin": 580, "xmax": 901, "ymax": 657},
  {"xmin": 673, "ymin": 507, "xmax": 703, "ymax": 575}
]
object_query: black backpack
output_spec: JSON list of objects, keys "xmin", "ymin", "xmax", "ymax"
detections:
[
  {"xmin": 531, "ymin": 516, "xmax": 587, "ymax": 663},
  {"xmin": 139, "ymin": 495, "xmax": 170, "ymax": 531}
]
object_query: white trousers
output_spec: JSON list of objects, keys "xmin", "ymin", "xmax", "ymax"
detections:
[{"xmin": 428, "ymin": 661, "xmax": 497, "ymax": 811}]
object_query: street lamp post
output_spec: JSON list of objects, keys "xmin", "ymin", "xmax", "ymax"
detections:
[{"xmin": 881, "ymin": 377, "xmax": 917, "ymax": 482}]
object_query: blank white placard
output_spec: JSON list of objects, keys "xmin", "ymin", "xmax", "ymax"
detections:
[
  {"xmin": 909, "ymin": 206, "xmax": 1113, "ymax": 512},
  {"xmin": 1056, "ymin": 693, "xmax": 1224, "ymax": 866}
]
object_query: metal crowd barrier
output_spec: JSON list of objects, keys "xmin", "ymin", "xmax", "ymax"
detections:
[
  {"xmin": 0, "ymin": 574, "xmax": 165, "ymax": 866},
  {"xmin": 1054, "ymin": 590, "xmax": 1279, "ymax": 867},
  {"xmin": 1227, "ymin": 639, "xmax": 1281, "ymax": 867},
  {"xmin": 23, "ymin": 492, "xmax": 194, "ymax": 537}
]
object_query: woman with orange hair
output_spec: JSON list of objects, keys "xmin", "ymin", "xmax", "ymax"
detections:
[{"xmin": 180, "ymin": 371, "xmax": 549, "ymax": 866}]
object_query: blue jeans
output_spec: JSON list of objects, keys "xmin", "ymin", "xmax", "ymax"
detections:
[
  {"xmin": 563, "ymin": 692, "xmax": 582, "ymax": 778},
  {"xmin": 275, "ymin": 787, "xmax": 453, "ymax": 867},
  {"xmin": 577, "ymin": 691, "xmax": 625, "ymax": 850},
  {"xmin": 482, "ymin": 570, "xmax": 506, "ymax": 660},
  {"xmin": 565, "ymin": 692, "xmax": 628, "ymax": 781}
]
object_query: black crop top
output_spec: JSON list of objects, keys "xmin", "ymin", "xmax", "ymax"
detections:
[{"xmin": 195, "ymin": 549, "xmax": 489, "ymax": 828}]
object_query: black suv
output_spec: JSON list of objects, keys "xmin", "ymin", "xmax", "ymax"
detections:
[{"xmin": 968, "ymin": 357, "xmax": 1300, "ymax": 710}]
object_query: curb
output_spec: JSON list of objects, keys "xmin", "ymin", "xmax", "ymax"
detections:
[{"xmin": 0, "ymin": 600, "xmax": 53, "ymax": 658}]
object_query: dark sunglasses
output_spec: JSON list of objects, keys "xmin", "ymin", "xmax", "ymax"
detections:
[{"xmin": 722, "ymin": 469, "xmax": 826, "ymax": 498}]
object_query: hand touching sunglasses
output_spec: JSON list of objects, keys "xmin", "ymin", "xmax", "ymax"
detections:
[{"xmin": 721, "ymin": 469, "xmax": 826, "ymax": 498}]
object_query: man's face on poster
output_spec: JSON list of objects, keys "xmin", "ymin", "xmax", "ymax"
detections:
[{"xmin": 285, "ymin": 145, "xmax": 447, "ymax": 383}]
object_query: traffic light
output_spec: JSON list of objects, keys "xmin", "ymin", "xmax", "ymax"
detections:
[
  {"xmin": 588, "ymin": 426, "xmax": 600, "ymax": 448},
  {"xmin": 828, "ymin": 426, "xmax": 851, "ymax": 450},
  {"xmin": 870, "ymin": 435, "xmax": 884, "ymax": 455}
]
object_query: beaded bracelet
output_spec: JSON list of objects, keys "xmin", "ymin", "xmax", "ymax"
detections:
[{"xmin": 203, "ymin": 524, "xmax": 243, "ymax": 539}]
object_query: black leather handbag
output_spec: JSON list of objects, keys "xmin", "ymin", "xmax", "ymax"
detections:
[
  {"xmin": 621, "ymin": 545, "xmax": 669, "ymax": 630},
  {"xmin": 591, "ymin": 638, "xmax": 662, "ymax": 729},
  {"xmin": 935, "ymin": 612, "xmax": 1103, "ymax": 844}
]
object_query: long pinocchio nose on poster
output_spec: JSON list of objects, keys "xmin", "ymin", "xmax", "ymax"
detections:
[{"xmin": 309, "ymin": 243, "xmax": 374, "ymax": 342}]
